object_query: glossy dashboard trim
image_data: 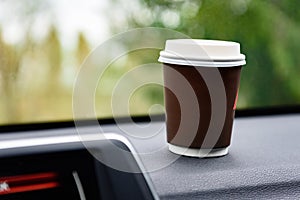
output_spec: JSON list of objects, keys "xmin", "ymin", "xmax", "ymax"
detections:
[{"xmin": 0, "ymin": 133, "xmax": 159, "ymax": 200}]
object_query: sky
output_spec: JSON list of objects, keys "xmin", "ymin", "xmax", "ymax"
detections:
[{"xmin": 0, "ymin": 0, "xmax": 111, "ymax": 49}]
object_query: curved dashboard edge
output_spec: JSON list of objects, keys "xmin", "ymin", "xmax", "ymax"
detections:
[{"xmin": 0, "ymin": 132, "xmax": 160, "ymax": 200}]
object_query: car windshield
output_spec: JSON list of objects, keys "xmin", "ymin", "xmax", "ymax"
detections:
[{"xmin": 0, "ymin": 0, "xmax": 299, "ymax": 125}]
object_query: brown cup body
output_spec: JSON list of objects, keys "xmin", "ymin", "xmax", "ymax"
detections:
[{"xmin": 163, "ymin": 63, "xmax": 242, "ymax": 149}]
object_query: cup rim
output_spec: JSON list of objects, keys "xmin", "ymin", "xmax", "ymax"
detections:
[
  {"xmin": 158, "ymin": 51, "xmax": 246, "ymax": 67},
  {"xmin": 158, "ymin": 39, "xmax": 246, "ymax": 67}
]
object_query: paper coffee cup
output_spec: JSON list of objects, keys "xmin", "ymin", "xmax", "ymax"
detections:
[{"xmin": 159, "ymin": 39, "xmax": 246, "ymax": 157}]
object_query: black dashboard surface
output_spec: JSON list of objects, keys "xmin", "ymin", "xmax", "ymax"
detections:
[
  {"xmin": 1, "ymin": 114, "xmax": 300, "ymax": 199},
  {"xmin": 100, "ymin": 114, "xmax": 300, "ymax": 199}
]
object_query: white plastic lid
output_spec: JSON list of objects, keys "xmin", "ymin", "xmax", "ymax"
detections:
[{"xmin": 158, "ymin": 39, "xmax": 246, "ymax": 67}]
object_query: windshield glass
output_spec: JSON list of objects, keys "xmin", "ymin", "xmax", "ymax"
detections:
[{"xmin": 0, "ymin": 0, "xmax": 299, "ymax": 125}]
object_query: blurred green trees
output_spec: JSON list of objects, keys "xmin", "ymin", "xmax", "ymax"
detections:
[
  {"xmin": 0, "ymin": 0, "xmax": 300, "ymax": 124},
  {"xmin": 118, "ymin": 0, "xmax": 300, "ymax": 108},
  {"xmin": 0, "ymin": 26, "xmax": 88, "ymax": 123},
  {"xmin": 0, "ymin": 30, "xmax": 22, "ymax": 122}
]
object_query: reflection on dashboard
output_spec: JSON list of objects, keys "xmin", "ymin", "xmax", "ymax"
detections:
[
  {"xmin": 0, "ymin": 134, "xmax": 158, "ymax": 200},
  {"xmin": 0, "ymin": 150, "xmax": 99, "ymax": 200}
]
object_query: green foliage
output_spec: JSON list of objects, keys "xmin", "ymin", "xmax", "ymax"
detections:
[
  {"xmin": 1, "ymin": 0, "xmax": 300, "ymax": 124},
  {"xmin": 124, "ymin": 0, "xmax": 300, "ymax": 108}
]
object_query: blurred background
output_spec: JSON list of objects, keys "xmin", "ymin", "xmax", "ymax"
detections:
[{"xmin": 0, "ymin": 0, "xmax": 300, "ymax": 124}]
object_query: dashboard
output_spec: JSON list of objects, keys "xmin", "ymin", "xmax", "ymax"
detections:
[
  {"xmin": 0, "ymin": 133, "xmax": 158, "ymax": 200},
  {"xmin": 0, "ymin": 113, "xmax": 300, "ymax": 199}
]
